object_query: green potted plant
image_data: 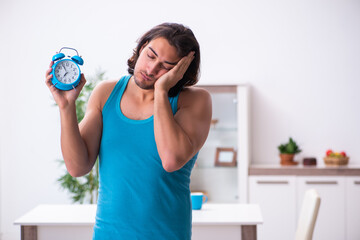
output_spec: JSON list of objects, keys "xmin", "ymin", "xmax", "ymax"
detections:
[
  {"xmin": 56, "ymin": 69, "xmax": 105, "ymax": 204},
  {"xmin": 278, "ymin": 137, "xmax": 302, "ymax": 165}
]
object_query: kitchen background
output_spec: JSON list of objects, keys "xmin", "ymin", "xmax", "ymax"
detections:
[{"xmin": 1, "ymin": 0, "xmax": 359, "ymax": 239}]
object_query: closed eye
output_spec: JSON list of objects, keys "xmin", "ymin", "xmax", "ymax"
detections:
[
  {"xmin": 147, "ymin": 54, "xmax": 155, "ymax": 59},
  {"xmin": 161, "ymin": 65, "xmax": 171, "ymax": 71},
  {"xmin": 147, "ymin": 48, "xmax": 174, "ymax": 71}
]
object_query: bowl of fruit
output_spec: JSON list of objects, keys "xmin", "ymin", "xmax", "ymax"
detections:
[{"xmin": 323, "ymin": 149, "xmax": 349, "ymax": 165}]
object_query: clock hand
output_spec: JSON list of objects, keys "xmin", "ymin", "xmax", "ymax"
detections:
[{"xmin": 62, "ymin": 63, "xmax": 69, "ymax": 78}]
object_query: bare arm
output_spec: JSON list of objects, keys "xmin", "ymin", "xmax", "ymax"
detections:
[
  {"xmin": 45, "ymin": 62, "xmax": 103, "ymax": 177},
  {"xmin": 153, "ymin": 52, "xmax": 212, "ymax": 172},
  {"xmin": 154, "ymin": 87, "xmax": 212, "ymax": 172}
]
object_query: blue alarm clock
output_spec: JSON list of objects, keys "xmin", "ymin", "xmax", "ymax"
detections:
[{"xmin": 51, "ymin": 47, "xmax": 84, "ymax": 91}]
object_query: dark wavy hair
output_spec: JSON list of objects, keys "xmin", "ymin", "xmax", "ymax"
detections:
[{"xmin": 127, "ymin": 23, "xmax": 200, "ymax": 97}]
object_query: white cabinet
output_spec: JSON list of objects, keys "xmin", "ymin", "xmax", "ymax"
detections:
[
  {"xmin": 297, "ymin": 176, "xmax": 346, "ymax": 240},
  {"xmin": 346, "ymin": 177, "xmax": 360, "ymax": 240},
  {"xmin": 190, "ymin": 85, "xmax": 250, "ymax": 203},
  {"xmin": 249, "ymin": 176, "xmax": 297, "ymax": 240},
  {"xmin": 249, "ymin": 174, "xmax": 360, "ymax": 240}
]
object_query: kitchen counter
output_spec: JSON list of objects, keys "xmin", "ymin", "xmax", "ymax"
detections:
[{"xmin": 249, "ymin": 164, "xmax": 360, "ymax": 176}]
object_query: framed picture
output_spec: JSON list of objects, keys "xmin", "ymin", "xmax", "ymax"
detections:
[{"xmin": 214, "ymin": 147, "xmax": 237, "ymax": 167}]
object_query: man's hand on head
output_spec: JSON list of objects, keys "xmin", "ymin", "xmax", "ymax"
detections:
[{"xmin": 154, "ymin": 51, "xmax": 195, "ymax": 93}]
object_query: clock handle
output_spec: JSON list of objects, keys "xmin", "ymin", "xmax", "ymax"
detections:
[
  {"xmin": 59, "ymin": 47, "xmax": 80, "ymax": 56},
  {"xmin": 57, "ymin": 47, "xmax": 84, "ymax": 65}
]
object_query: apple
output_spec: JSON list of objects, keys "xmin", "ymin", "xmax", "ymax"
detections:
[{"xmin": 326, "ymin": 149, "xmax": 333, "ymax": 156}]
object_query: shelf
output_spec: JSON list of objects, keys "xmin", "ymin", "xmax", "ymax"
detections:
[
  {"xmin": 196, "ymin": 85, "xmax": 237, "ymax": 93},
  {"xmin": 209, "ymin": 127, "xmax": 237, "ymax": 132},
  {"xmin": 193, "ymin": 166, "xmax": 238, "ymax": 170}
]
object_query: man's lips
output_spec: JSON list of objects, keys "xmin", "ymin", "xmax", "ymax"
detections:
[{"xmin": 141, "ymin": 72, "xmax": 153, "ymax": 81}]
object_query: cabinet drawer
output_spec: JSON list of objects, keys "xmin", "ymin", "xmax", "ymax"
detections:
[
  {"xmin": 297, "ymin": 176, "xmax": 346, "ymax": 240},
  {"xmin": 346, "ymin": 177, "xmax": 360, "ymax": 240},
  {"xmin": 249, "ymin": 176, "xmax": 296, "ymax": 240}
]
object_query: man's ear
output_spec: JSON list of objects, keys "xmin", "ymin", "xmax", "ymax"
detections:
[{"xmin": 139, "ymin": 41, "xmax": 149, "ymax": 54}]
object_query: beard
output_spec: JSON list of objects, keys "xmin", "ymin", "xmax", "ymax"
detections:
[{"xmin": 133, "ymin": 71, "xmax": 155, "ymax": 90}]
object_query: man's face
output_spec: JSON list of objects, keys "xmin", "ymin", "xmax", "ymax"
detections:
[{"xmin": 133, "ymin": 37, "xmax": 180, "ymax": 90}]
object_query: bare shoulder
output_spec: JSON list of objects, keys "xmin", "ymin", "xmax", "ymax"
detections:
[
  {"xmin": 89, "ymin": 79, "xmax": 119, "ymax": 110},
  {"xmin": 178, "ymin": 86, "xmax": 212, "ymax": 110}
]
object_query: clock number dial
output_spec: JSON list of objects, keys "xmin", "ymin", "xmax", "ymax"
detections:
[{"xmin": 54, "ymin": 60, "xmax": 79, "ymax": 84}]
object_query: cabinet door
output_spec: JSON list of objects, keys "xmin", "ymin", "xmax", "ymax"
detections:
[
  {"xmin": 249, "ymin": 176, "xmax": 297, "ymax": 240},
  {"xmin": 346, "ymin": 177, "xmax": 360, "ymax": 240},
  {"xmin": 297, "ymin": 176, "xmax": 346, "ymax": 240}
]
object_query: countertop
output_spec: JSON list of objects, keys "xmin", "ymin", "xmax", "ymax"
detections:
[{"xmin": 249, "ymin": 164, "xmax": 360, "ymax": 176}]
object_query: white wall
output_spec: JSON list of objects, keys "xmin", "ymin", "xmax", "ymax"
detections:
[
  {"xmin": 238, "ymin": 0, "xmax": 360, "ymax": 165},
  {"xmin": 1, "ymin": 0, "xmax": 359, "ymax": 239}
]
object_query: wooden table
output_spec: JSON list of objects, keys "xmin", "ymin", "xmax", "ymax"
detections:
[{"xmin": 14, "ymin": 203, "xmax": 263, "ymax": 240}]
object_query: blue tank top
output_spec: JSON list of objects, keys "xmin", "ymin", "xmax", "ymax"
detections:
[{"xmin": 93, "ymin": 75, "xmax": 198, "ymax": 240}]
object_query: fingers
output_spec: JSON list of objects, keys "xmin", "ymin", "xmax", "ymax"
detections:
[
  {"xmin": 184, "ymin": 51, "xmax": 195, "ymax": 68},
  {"xmin": 45, "ymin": 68, "xmax": 52, "ymax": 76},
  {"xmin": 45, "ymin": 73, "xmax": 53, "ymax": 88},
  {"xmin": 72, "ymin": 73, "xmax": 86, "ymax": 92},
  {"xmin": 78, "ymin": 74, "xmax": 87, "ymax": 88},
  {"xmin": 45, "ymin": 61, "xmax": 54, "ymax": 89},
  {"xmin": 45, "ymin": 61, "xmax": 53, "ymax": 77},
  {"xmin": 175, "ymin": 51, "xmax": 195, "ymax": 74},
  {"xmin": 188, "ymin": 51, "xmax": 195, "ymax": 58}
]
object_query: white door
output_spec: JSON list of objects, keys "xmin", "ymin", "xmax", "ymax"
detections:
[
  {"xmin": 297, "ymin": 176, "xmax": 346, "ymax": 240},
  {"xmin": 346, "ymin": 177, "xmax": 360, "ymax": 240},
  {"xmin": 249, "ymin": 176, "xmax": 297, "ymax": 240}
]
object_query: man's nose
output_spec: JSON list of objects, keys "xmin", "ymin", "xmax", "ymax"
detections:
[{"xmin": 147, "ymin": 62, "xmax": 159, "ymax": 77}]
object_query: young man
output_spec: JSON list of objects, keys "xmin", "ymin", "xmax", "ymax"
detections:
[{"xmin": 45, "ymin": 23, "xmax": 212, "ymax": 239}]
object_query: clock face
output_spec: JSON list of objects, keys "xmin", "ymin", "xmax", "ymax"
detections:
[{"xmin": 54, "ymin": 60, "xmax": 80, "ymax": 84}]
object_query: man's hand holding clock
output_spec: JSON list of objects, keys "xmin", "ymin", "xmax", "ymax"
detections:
[{"xmin": 45, "ymin": 61, "xmax": 86, "ymax": 110}]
